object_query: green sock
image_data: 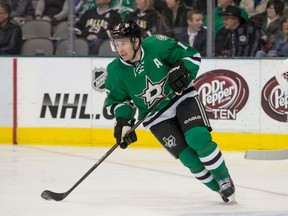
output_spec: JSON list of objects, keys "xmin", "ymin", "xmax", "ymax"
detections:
[
  {"xmin": 178, "ymin": 146, "xmax": 220, "ymax": 191},
  {"xmin": 184, "ymin": 126, "xmax": 230, "ymax": 181}
]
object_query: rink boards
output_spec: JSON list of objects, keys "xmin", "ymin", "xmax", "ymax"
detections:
[{"xmin": 0, "ymin": 57, "xmax": 287, "ymax": 150}]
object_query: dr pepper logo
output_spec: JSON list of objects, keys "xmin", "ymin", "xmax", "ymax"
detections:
[
  {"xmin": 261, "ymin": 77, "xmax": 288, "ymax": 122},
  {"xmin": 194, "ymin": 70, "xmax": 249, "ymax": 120}
]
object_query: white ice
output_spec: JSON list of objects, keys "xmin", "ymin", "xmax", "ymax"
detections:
[{"xmin": 0, "ymin": 144, "xmax": 287, "ymax": 216}]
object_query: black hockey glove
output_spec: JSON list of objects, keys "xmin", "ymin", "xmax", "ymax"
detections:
[
  {"xmin": 114, "ymin": 118, "xmax": 137, "ymax": 149},
  {"xmin": 168, "ymin": 61, "xmax": 190, "ymax": 95}
]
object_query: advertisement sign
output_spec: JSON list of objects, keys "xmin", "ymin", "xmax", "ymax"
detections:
[
  {"xmin": 196, "ymin": 59, "xmax": 261, "ymax": 133},
  {"xmin": 1, "ymin": 58, "xmax": 287, "ymax": 136}
]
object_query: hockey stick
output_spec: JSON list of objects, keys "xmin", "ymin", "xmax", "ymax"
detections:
[
  {"xmin": 244, "ymin": 148, "xmax": 288, "ymax": 160},
  {"xmin": 41, "ymin": 93, "xmax": 169, "ymax": 201}
]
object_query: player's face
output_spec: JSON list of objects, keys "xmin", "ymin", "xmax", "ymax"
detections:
[{"xmin": 113, "ymin": 38, "xmax": 135, "ymax": 61}]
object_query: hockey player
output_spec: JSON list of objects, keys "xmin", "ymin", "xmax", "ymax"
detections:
[{"xmin": 104, "ymin": 20, "xmax": 236, "ymax": 203}]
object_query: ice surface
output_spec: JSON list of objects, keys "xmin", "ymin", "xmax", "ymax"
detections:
[{"xmin": 0, "ymin": 144, "xmax": 287, "ymax": 216}]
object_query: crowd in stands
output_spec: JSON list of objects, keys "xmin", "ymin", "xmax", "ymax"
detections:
[{"xmin": 0, "ymin": 0, "xmax": 288, "ymax": 57}]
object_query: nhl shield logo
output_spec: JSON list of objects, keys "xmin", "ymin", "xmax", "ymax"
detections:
[{"xmin": 92, "ymin": 67, "xmax": 107, "ymax": 92}]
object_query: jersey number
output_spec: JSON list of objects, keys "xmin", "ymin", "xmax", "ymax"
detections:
[{"xmin": 177, "ymin": 41, "xmax": 188, "ymax": 50}]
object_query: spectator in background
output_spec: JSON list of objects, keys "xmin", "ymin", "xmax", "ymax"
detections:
[
  {"xmin": 74, "ymin": 0, "xmax": 122, "ymax": 55},
  {"xmin": 110, "ymin": 0, "xmax": 134, "ymax": 19},
  {"xmin": 176, "ymin": 9, "xmax": 207, "ymax": 56},
  {"xmin": 75, "ymin": 0, "xmax": 97, "ymax": 20},
  {"xmin": 159, "ymin": 0, "xmax": 191, "ymax": 40},
  {"xmin": 185, "ymin": 0, "xmax": 208, "ymax": 14},
  {"xmin": 255, "ymin": 38, "xmax": 273, "ymax": 57},
  {"xmin": 270, "ymin": 15, "xmax": 288, "ymax": 57},
  {"xmin": 0, "ymin": 3, "xmax": 22, "ymax": 54},
  {"xmin": 125, "ymin": 0, "xmax": 160, "ymax": 38},
  {"xmin": 215, "ymin": 5, "xmax": 262, "ymax": 57},
  {"xmin": 0, "ymin": 0, "xmax": 35, "ymax": 25},
  {"xmin": 234, "ymin": 0, "xmax": 241, "ymax": 5},
  {"xmin": 249, "ymin": 0, "xmax": 285, "ymax": 38},
  {"xmin": 153, "ymin": 0, "xmax": 166, "ymax": 14},
  {"xmin": 240, "ymin": 0, "xmax": 269, "ymax": 18},
  {"xmin": 75, "ymin": 0, "xmax": 134, "ymax": 20},
  {"xmin": 204, "ymin": 0, "xmax": 248, "ymax": 35},
  {"xmin": 35, "ymin": 0, "xmax": 68, "ymax": 25}
]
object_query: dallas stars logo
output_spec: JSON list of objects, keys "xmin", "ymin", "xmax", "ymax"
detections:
[
  {"xmin": 163, "ymin": 135, "xmax": 177, "ymax": 148},
  {"xmin": 137, "ymin": 76, "xmax": 167, "ymax": 107},
  {"xmin": 133, "ymin": 61, "xmax": 145, "ymax": 76}
]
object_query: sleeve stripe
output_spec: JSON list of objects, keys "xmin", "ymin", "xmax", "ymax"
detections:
[
  {"xmin": 114, "ymin": 100, "xmax": 135, "ymax": 113},
  {"xmin": 106, "ymin": 104, "xmax": 117, "ymax": 115},
  {"xmin": 182, "ymin": 54, "xmax": 201, "ymax": 66}
]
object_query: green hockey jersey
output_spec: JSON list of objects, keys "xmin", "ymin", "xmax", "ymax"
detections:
[{"xmin": 105, "ymin": 35, "xmax": 201, "ymax": 126}]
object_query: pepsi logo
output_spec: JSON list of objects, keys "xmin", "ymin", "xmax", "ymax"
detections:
[
  {"xmin": 194, "ymin": 70, "xmax": 249, "ymax": 120},
  {"xmin": 261, "ymin": 77, "xmax": 288, "ymax": 122}
]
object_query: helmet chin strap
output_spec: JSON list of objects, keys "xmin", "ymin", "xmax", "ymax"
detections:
[
  {"xmin": 127, "ymin": 38, "xmax": 140, "ymax": 64},
  {"xmin": 128, "ymin": 47, "xmax": 139, "ymax": 63}
]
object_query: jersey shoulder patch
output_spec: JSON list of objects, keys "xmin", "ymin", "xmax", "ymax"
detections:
[
  {"xmin": 142, "ymin": 35, "xmax": 173, "ymax": 48},
  {"xmin": 155, "ymin": 34, "xmax": 169, "ymax": 41}
]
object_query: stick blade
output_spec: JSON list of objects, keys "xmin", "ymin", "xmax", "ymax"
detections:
[
  {"xmin": 41, "ymin": 190, "xmax": 66, "ymax": 201},
  {"xmin": 244, "ymin": 148, "xmax": 288, "ymax": 160}
]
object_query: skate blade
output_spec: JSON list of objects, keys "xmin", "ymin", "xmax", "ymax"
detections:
[{"xmin": 225, "ymin": 193, "xmax": 237, "ymax": 204}]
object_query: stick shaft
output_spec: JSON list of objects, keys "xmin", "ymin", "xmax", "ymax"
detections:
[
  {"xmin": 67, "ymin": 94, "xmax": 168, "ymax": 192},
  {"xmin": 64, "ymin": 143, "xmax": 119, "ymax": 197},
  {"xmin": 42, "ymin": 93, "xmax": 169, "ymax": 201}
]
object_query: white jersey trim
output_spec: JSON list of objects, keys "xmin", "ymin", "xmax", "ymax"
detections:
[{"xmin": 143, "ymin": 90, "xmax": 198, "ymax": 129}]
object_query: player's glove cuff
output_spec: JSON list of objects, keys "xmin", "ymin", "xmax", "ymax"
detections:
[{"xmin": 114, "ymin": 118, "xmax": 137, "ymax": 149}]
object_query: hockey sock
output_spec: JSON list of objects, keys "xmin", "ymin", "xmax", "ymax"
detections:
[
  {"xmin": 184, "ymin": 126, "xmax": 230, "ymax": 182},
  {"xmin": 178, "ymin": 146, "xmax": 220, "ymax": 191}
]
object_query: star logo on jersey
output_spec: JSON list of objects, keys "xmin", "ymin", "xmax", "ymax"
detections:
[
  {"xmin": 163, "ymin": 135, "xmax": 177, "ymax": 148},
  {"xmin": 137, "ymin": 76, "xmax": 167, "ymax": 107}
]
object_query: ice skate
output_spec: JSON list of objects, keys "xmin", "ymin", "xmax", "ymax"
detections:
[{"xmin": 218, "ymin": 175, "xmax": 236, "ymax": 203}]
